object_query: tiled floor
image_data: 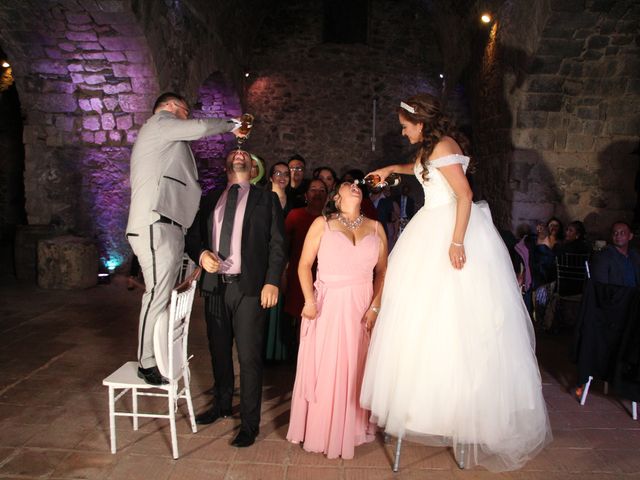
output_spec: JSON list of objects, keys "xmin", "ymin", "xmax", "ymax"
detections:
[{"xmin": 0, "ymin": 275, "xmax": 639, "ymax": 479}]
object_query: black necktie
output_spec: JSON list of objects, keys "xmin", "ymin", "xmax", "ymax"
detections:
[{"xmin": 218, "ymin": 184, "xmax": 240, "ymax": 260}]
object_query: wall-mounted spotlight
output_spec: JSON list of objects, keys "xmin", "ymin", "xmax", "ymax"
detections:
[
  {"xmin": 244, "ymin": 72, "xmax": 250, "ymax": 78},
  {"xmin": 1, "ymin": 61, "xmax": 10, "ymax": 68},
  {"xmin": 481, "ymin": 13, "xmax": 492, "ymax": 24}
]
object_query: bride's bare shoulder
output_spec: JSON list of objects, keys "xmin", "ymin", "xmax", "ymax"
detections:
[{"xmin": 431, "ymin": 137, "xmax": 463, "ymax": 158}]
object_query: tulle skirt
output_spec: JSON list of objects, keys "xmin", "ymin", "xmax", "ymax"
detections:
[{"xmin": 360, "ymin": 201, "xmax": 552, "ymax": 472}]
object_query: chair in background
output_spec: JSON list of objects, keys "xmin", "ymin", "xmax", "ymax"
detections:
[
  {"xmin": 103, "ymin": 271, "xmax": 200, "ymax": 458},
  {"xmin": 543, "ymin": 254, "xmax": 590, "ymax": 331},
  {"xmin": 574, "ymin": 265, "xmax": 638, "ymax": 420}
]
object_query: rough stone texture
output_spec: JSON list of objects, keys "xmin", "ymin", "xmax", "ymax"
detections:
[
  {"xmin": 0, "ymin": 0, "xmax": 160, "ymax": 269},
  {"xmin": 472, "ymin": 0, "xmax": 640, "ymax": 237},
  {"xmin": 37, "ymin": 235, "xmax": 98, "ymax": 289},
  {"xmin": 13, "ymin": 224, "xmax": 58, "ymax": 281},
  {"xmin": 243, "ymin": 0, "xmax": 470, "ymax": 178}
]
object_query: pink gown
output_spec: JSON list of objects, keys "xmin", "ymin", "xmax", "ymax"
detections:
[{"xmin": 287, "ymin": 220, "xmax": 379, "ymax": 459}]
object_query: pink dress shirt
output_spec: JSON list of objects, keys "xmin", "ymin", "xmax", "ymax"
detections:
[{"xmin": 211, "ymin": 181, "xmax": 250, "ymax": 274}]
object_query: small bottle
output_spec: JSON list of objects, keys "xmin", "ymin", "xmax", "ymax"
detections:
[
  {"xmin": 239, "ymin": 113, "xmax": 254, "ymax": 135},
  {"xmin": 356, "ymin": 173, "xmax": 401, "ymax": 191}
]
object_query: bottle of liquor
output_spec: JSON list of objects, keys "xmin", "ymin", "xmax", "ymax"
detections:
[
  {"xmin": 356, "ymin": 173, "xmax": 401, "ymax": 191},
  {"xmin": 237, "ymin": 113, "xmax": 254, "ymax": 145}
]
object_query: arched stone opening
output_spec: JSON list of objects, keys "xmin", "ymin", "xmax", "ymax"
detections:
[
  {"xmin": 0, "ymin": 47, "xmax": 26, "ymax": 275},
  {"xmin": 0, "ymin": 0, "xmax": 159, "ymax": 273}
]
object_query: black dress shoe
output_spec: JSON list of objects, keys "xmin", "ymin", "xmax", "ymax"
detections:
[
  {"xmin": 195, "ymin": 407, "xmax": 232, "ymax": 425},
  {"xmin": 231, "ymin": 429, "xmax": 257, "ymax": 448},
  {"xmin": 137, "ymin": 366, "xmax": 169, "ymax": 385}
]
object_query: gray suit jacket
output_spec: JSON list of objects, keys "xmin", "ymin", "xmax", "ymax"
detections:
[{"xmin": 126, "ymin": 110, "xmax": 234, "ymax": 233}]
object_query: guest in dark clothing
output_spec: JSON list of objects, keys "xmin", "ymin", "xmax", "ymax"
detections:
[
  {"xmin": 591, "ymin": 221, "xmax": 640, "ymax": 287},
  {"xmin": 286, "ymin": 154, "xmax": 309, "ymax": 209},
  {"xmin": 312, "ymin": 166, "xmax": 338, "ymax": 193},
  {"xmin": 558, "ymin": 221, "xmax": 590, "ymax": 256},
  {"xmin": 546, "ymin": 217, "xmax": 564, "ymax": 250}
]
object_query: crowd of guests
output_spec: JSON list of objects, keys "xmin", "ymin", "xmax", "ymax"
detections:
[{"xmin": 502, "ymin": 217, "xmax": 640, "ymax": 330}]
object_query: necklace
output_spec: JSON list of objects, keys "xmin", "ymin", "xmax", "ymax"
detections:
[{"xmin": 337, "ymin": 213, "xmax": 364, "ymax": 231}]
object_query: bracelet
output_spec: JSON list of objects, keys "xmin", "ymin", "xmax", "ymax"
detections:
[
  {"xmin": 451, "ymin": 241, "xmax": 464, "ymax": 247},
  {"xmin": 370, "ymin": 306, "xmax": 380, "ymax": 314}
]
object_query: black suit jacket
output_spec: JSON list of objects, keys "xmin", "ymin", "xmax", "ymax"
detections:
[
  {"xmin": 186, "ymin": 184, "xmax": 286, "ymax": 296},
  {"xmin": 591, "ymin": 245, "xmax": 640, "ymax": 287}
]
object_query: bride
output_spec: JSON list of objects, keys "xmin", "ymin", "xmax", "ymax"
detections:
[{"xmin": 360, "ymin": 93, "xmax": 552, "ymax": 472}]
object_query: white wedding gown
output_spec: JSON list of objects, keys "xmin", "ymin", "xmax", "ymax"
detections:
[{"xmin": 360, "ymin": 154, "xmax": 552, "ymax": 472}]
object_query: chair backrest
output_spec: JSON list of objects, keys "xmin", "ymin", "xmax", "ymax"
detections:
[
  {"xmin": 177, "ymin": 254, "xmax": 196, "ymax": 285},
  {"xmin": 154, "ymin": 280, "xmax": 192, "ymax": 380},
  {"xmin": 556, "ymin": 253, "xmax": 591, "ymax": 296}
]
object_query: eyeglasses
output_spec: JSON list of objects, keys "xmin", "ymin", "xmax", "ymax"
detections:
[
  {"xmin": 289, "ymin": 166, "xmax": 304, "ymax": 172},
  {"xmin": 273, "ymin": 171, "xmax": 290, "ymax": 177}
]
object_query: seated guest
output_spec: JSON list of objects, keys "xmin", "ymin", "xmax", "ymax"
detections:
[
  {"xmin": 312, "ymin": 166, "xmax": 337, "ymax": 193},
  {"xmin": 559, "ymin": 220, "xmax": 590, "ymax": 256},
  {"xmin": 591, "ymin": 221, "xmax": 640, "ymax": 287},
  {"xmin": 546, "ymin": 216, "xmax": 565, "ymax": 251}
]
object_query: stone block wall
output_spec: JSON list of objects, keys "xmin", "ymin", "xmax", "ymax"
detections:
[
  {"xmin": 243, "ymin": 0, "xmax": 471, "ymax": 179},
  {"xmin": 0, "ymin": 0, "xmax": 160, "ymax": 268},
  {"xmin": 507, "ymin": 0, "xmax": 639, "ymax": 237}
]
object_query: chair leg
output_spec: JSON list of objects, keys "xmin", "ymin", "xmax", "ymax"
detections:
[
  {"xmin": 580, "ymin": 376, "xmax": 593, "ymax": 406},
  {"xmin": 632, "ymin": 402, "xmax": 638, "ymax": 421},
  {"xmin": 183, "ymin": 377, "xmax": 197, "ymax": 433},
  {"xmin": 132, "ymin": 387, "xmax": 139, "ymax": 431},
  {"xmin": 603, "ymin": 381, "xmax": 609, "ymax": 396},
  {"xmin": 392, "ymin": 437, "xmax": 402, "ymax": 472},
  {"xmin": 169, "ymin": 388, "xmax": 179, "ymax": 459},
  {"xmin": 108, "ymin": 386, "xmax": 116, "ymax": 454}
]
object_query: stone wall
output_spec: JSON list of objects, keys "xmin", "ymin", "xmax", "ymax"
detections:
[
  {"xmin": 243, "ymin": 0, "xmax": 471, "ymax": 179},
  {"xmin": 469, "ymin": 0, "xmax": 640, "ymax": 237},
  {"xmin": 509, "ymin": 0, "xmax": 639, "ymax": 238},
  {"xmin": 0, "ymin": 0, "xmax": 159, "ymax": 268}
]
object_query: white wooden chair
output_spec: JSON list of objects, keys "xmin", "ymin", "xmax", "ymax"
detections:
[{"xmin": 103, "ymin": 271, "xmax": 200, "ymax": 458}]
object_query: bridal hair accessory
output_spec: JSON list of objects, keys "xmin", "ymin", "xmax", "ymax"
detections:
[
  {"xmin": 338, "ymin": 213, "xmax": 364, "ymax": 231},
  {"xmin": 400, "ymin": 101, "xmax": 416, "ymax": 114}
]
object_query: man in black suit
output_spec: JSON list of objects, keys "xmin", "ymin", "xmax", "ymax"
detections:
[{"xmin": 186, "ymin": 149, "xmax": 286, "ymax": 447}]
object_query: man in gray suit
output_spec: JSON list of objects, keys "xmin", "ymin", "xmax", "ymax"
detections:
[{"xmin": 126, "ymin": 92, "xmax": 245, "ymax": 385}]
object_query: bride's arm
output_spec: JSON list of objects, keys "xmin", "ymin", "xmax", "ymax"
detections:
[
  {"xmin": 366, "ymin": 162, "xmax": 415, "ymax": 181},
  {"xmin": 439, "ymin": 165, "xmax": 473, "ymax": 270}
]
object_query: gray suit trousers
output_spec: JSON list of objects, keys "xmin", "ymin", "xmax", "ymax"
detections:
[{"xmin": 128, "ymin": 222, "xmax": 184, "ymax": 368}]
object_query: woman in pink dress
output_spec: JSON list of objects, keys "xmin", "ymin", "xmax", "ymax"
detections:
[{"xmin": 287, "ymin": 181, "xmax": 388, "ymax": 459}]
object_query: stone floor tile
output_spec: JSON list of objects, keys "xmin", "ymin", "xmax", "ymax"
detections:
[
  {"xmin": 226, "ymin": 463, "xmax": 285, "ymax": 480},
  {"xmin": 234, "ymin": 439, "xmax": 290, "ymax": 464},
  {"xmin": 183, "ymin": 435, "xmax": 239, "ymax": 462},
  {"xmin": 0, "ymin": 448, "xmax": 69, "ymax": 477},
  {"xmin": 167, "ymin": 458, "xmax": 228, "ymax": 480},
  {"xmin": 106, "ymin": 454, "xmax": 174, "ymax": 480},
  {"xmin": 285, "ymin": 465, "xmax": 342, "ymax": 479},
  {"xmin": 0, "ymin": 446, "xmax": 15, "ymax": 463},
  {"xmin": 49, "ymin": 451, "xmax": 117, "ymax": 479},
  {"xmin": 0, "ymin": 421, "xmax": 42, "ymax": 447}
]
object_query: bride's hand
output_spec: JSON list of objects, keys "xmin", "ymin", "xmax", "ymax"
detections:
[
  {"xmin": 449, "ymin": 243, "xmax": 466, "ymax": 270},
  {"xmin": 365, "ymin": 166, "xmax": 393, "ymax": 182}
]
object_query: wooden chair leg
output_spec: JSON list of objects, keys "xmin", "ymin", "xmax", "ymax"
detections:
[{"xmin": 580, "ymin": 376, "xmax": 593, "ymax": 406}]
